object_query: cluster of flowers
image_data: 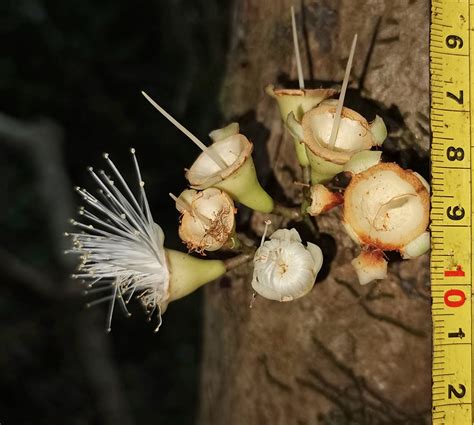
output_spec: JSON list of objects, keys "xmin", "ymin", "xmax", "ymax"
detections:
[
  {"xmin": 269, "ymin": 76, "xmax": 430, "ymax": 285},
  {"xmin": 67, "ymin": 10, "xmax": 429, "ymax": 331}
]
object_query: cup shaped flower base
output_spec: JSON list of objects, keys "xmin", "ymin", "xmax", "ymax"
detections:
[{"xmin": 186, "ymin": 134, "xmax": 274, "ymax": 213}]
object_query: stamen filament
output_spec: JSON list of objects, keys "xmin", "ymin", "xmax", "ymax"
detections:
[
  {"xmin": 260, "ymin": 220, "xmax": 272, "ymax": 247},
  {"xmin": 106, "ymin": 283, "xmax": 118, "ymax": 332}
]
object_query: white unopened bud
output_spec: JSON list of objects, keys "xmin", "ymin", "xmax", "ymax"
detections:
[{"xmin": 251, "ymin": 227, "xmax": 323, "ymax": 302}]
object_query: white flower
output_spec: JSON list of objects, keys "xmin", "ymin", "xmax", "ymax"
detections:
[
  {"xmin": 67, "ymin": 149, "xmax": 169, "ymax": 332},
  {"xmin": 251, "ymin": 225, "xmax": 323, "ymax": 302}
]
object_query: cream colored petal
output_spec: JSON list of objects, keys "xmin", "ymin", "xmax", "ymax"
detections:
[{"xmin": 351, "ymin": 251, "xmax": 387, "ymax": 285}]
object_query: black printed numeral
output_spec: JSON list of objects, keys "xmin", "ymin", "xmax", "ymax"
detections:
[
  {"xmin": 446, "ymin": 35, "xmax": 464, "ymax": 49},
  {"xmin": 448, "ymin": 384, "xmax": 466, "ymax": 399},
  {"xmin": 446, "ymin": 146, "xmax": 464, "ymax": 161},
  {"xmin": 447, "ymin": 90, "xmax": 464, "ymax": 104}
]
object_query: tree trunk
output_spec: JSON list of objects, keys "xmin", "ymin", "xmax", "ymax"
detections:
[{"xmin": 200, "ymin": 1, "xmax": 430, "ymax": 424}]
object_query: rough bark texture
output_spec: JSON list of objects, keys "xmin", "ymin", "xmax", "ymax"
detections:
[{"xmin": 199, "ymin": 1, "xmax": 430, "ymax": 424}]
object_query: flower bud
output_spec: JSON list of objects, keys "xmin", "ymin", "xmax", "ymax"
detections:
[{"xmin": 251, "ymin": 227, "xmax": 323, "ymax": 301}]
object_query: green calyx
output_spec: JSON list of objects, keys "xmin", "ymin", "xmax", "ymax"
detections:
[
  {"xmin": 213, "ymin": 155, "xmax": 274, "ymax": 213},
  {"xmin": 166, "ymin": 249, "xmax": 226, "ymax": 302},
  {"xmin": 266, "ymin": 85, "xmax": 337, "ymax": 167},
  {"xmin": 306, "ymin": 151, "xmax": 345, "ymax": 184},
  {"xmin": 265, "ymin": 84, "xmax": 337, "ymax": 122}
]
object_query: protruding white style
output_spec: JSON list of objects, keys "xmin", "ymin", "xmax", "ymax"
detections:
[
  {"xmin": 141, "ymin": 91, "xmax": 228, "ymax": 170},
  {"xmin": 251, "ymin": 227, "xmax": 323, "ymax": 302},
  {"xmin": 291, "ymin": 5, "xmax": 305, "ymax": 89},
  {"xmin": 174, "ymin": 188, "xmax": 236, "ymax": 253},
  {"xmin": 68, "ymin": 149, "xmax": 169, "ymax": 332},
  {"xmin": 328, "ymin": 34, "xmax": 358, "ymax": 149}
]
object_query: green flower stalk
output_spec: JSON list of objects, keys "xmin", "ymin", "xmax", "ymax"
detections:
[{"xmin": 165, "ymin": 249, "xmax": 226, "ymax": 301}]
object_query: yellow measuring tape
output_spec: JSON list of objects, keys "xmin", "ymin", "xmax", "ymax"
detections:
[{"xmin": 431, "ymin": 0, "xmax": 473, "ymax": 423}]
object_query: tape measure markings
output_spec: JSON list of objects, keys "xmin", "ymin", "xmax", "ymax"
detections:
[{"xmin": 431, "ymin": 1, "xmax": 473, "ymax": 423}]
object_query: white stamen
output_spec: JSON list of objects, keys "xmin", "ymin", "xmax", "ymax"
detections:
[
  {"xmin": 106, "ymin": 283, "xmax": 118, "ymax": 332},
  {"xmin": 328, "ymin": 34, "xmax": 358, "ymax": 150},
  {"xmin": 260, "ymin": 220, "xmax": 272, "ymax": 247},
  {"xmin": 141, "ymin": 91, "xmax": 228, "ymax": 170},
  {"xmin": 154, "ymin": 305, "xmax": 163, "ymax": 333},
  {"xmin": 86, "ymin": 295, "xmax": 115, "ymax": 308},
  {"xmin": 69, "ymin": 151, "xmax": 170, "ymax": 332},
  {"xmin": 291, "ymin": 6, "xmax": 305, "ymax": 89}
]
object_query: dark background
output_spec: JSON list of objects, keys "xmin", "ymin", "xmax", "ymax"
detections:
[{"xmin": 0, "ymin": 0, "xmax": 231, "ymax": 424}]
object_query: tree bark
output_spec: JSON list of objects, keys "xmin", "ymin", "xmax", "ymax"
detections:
[{"xmin": 200, "ymin": 1, "xmax": 430, "ymax": 424}]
